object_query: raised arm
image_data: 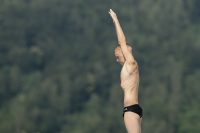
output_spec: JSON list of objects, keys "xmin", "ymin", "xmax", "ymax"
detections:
[{"xmin": 109, "ymin": 9, "xmax": 134, "ymax": 63}]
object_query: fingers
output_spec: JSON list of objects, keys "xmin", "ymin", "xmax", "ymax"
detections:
[
  {"xmin": 108, "ymin": 9, "xmax": 114, "ymax": 14},
  {"xmin": 108, "ymin": 9, "xmax": 117, "ymax": 22},
  {"xmin": 110, "ymin": 9, "xmax": 114, "ymax": 13}
]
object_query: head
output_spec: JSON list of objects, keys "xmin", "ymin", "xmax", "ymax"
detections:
[{"xmin": 114, "ymin": 43, "xmax": 132, "ymax": 65}]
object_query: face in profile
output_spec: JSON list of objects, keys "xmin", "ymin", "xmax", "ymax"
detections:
[
  {"xmin": 115, "ymin": 48, "xmax": 125, "ymax": 65},
  {"xmin": 115, "ymin": 47, "xmax": 125, "ymax": 65},
  {"xmin": 114, "ymin": 45, "xmax": 132, "ymax": 65}
]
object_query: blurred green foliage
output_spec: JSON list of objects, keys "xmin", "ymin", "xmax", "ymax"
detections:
[{"xmin": 0, "ymin": 0, "xmax": 200, "ymax": 133}]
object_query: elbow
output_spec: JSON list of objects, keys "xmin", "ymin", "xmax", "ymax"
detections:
[{"xmin": 118, "ymin": 37, "xmax": 126, "ymax": 44}]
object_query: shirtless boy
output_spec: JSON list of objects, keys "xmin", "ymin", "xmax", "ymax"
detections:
[{"xmin": 109, "ymin": 9, "xmax": 143, "ymax": 133}]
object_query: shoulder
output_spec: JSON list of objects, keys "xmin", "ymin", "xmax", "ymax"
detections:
[{"xmin": 124, "ymin": 60, "xmax": 138, "ymax": 73}]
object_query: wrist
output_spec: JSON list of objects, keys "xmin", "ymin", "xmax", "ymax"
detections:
[{"xmin": 113, "ymin": 18, "xmax": 119, "ymax": 23}]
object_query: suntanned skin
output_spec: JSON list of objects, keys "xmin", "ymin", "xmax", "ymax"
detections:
[{"xmin": 109, "ymin": 9, "xmax": 142, "ymax": 133}]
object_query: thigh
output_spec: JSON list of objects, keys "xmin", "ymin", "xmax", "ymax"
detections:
[{"xmin": 124, "ymin": 112, "xmax": 142, "ymax": 133}]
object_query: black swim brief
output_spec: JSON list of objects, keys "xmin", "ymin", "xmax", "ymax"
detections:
[{"xmin": 123, "ymin": 104, "xmax": 143, "ymax": 118}]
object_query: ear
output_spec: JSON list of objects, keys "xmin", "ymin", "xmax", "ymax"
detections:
[{"xmin": 115, "ymin": 45, "xmax": 121, "ymax": 52}]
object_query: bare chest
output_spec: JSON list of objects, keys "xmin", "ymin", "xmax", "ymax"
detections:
[{"xmin": 120, "ymin": 64, "xmax": 139, "ymax": 90}]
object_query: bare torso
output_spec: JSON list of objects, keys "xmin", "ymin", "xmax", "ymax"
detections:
[
  {"xmin": 121, "ymin": 61, "xmax": 139, "ymax": 106},
  {"xmin": 109, "ymin": 9, "xmax": 142, "ymax": 133}
]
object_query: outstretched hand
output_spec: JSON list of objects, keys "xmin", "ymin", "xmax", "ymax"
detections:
[{"xmin": 108, "ymin": 9, "xmax": 118, "ymax": 22}]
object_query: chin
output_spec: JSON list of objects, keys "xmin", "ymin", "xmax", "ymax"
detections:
[{"xmin": 119, "ymin": 62, "xmax": 124, "ymax": 65}]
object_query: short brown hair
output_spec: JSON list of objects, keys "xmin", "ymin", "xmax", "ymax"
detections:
[{"xmin": 114, "ymin": 43, "xmax": 132, "ymax": 52}]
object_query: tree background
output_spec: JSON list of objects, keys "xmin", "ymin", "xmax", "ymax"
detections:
[{"xmin": 0, "ymin": 0, "xmax": 200, "ymax": 133}]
